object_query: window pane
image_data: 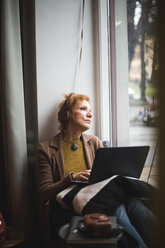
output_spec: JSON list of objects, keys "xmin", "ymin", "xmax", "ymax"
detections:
[{"xmin": 127, "ymin": 0, "xmax": 159, "ymax": 186}]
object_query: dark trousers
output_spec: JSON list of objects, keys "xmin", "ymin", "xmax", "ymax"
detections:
[{"xmin": 50, "ymin": 200, "xmax": 76, "ymax": 246}]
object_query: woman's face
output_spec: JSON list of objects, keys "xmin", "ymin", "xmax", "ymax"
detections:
[{"xmin": 70, "ymin": 100, "xmax": 92, "ymax": 132}]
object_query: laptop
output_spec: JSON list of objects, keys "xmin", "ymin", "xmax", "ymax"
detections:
[{"xmin": 71, "ymin": 146, "xmax": 150, "ymax": 185}]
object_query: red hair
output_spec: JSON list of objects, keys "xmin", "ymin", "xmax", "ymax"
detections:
[{"xmin": 58, "ymin": 93, "xmax": 90, "ymax": 130}]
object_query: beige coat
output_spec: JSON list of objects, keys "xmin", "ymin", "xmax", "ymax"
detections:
[{"xmin": 37, "ymin": 132, "xmax": 103, "ymax": 204}]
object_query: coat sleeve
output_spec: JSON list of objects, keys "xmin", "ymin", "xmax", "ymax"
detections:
[{"xmin": 36, "ymin": 143, "xmax": 72, "ymax": 205}]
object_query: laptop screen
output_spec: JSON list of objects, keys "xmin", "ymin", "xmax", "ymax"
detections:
[{"xmin": 89, "ymin": 146, "xmax": 150, "ymax": 184}]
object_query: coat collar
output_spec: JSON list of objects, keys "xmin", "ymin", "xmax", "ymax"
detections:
[
  {"xmin": 49, "ymin": 132, "xmax": 62, "ymax": 149},
  {"xmin": 81, "ymin": 133, "xmax": 94, "ymax": 169}
]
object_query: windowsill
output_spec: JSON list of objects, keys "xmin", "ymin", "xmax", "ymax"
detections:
[{"xmin": 140, "ymin": 166, "xmax": 159, "ymax": 188}]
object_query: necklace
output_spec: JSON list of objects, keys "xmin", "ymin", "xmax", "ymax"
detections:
[{"xmin": 63, "ymin": 139, "xmax": 80, "ymax": 151}]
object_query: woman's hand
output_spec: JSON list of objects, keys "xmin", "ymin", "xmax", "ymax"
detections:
[{"xmin": 73, "ymin": 169, "xmax": 91, "ymax": 181}]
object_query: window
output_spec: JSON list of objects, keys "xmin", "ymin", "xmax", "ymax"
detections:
[
  {"xmin": 126, "ymin": 0, "xmax": 159, "ymax": 184},
  {"xmin": 98, "ymin": 0, "xmax": 159, "ymax": 184}
]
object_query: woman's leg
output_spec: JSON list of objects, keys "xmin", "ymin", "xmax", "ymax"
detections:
[
  {"xmin": 126, "ymin": 198, "xmax": 158, "ymax": 248},
  {"xmin": 115, "ymin": 204, "xmax": 147, "ymax": 248}
]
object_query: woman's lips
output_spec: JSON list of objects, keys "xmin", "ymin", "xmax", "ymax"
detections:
[{"xmin": 85, "ymin": 120, "xmax": 91, "ymax": 124}]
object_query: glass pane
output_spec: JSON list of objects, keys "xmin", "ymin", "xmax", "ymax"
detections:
[{"xmin": 126, "ymin": 0, "xmax": 159, "ymax": 186}]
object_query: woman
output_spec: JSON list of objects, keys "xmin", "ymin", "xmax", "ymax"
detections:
[
  {"xmin": 37, "ymin": 92, "xmax": 157, "ymax": 248},
  {"xmin": 37, "ymin": 93, "xmax": 103, "ymax": 245}
]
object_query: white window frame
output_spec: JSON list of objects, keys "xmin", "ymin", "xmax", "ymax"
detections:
[
  {"xmin": 97, "ymin": 0, "xmax": 129, "ymax": 146},
  {"xmin": 115, "ymin": 0, "xmax": 129, "ymax": 146},
  {"xmin": 97, "ymin": 0, "xmax": 111, "ymax": 143}
]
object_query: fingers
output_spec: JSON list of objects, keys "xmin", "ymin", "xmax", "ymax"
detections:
[
  {"xmin": 74, "ymin": 169, "xmax": 91, "ymax": 181},
  {"xmin": 82, "ymin": 170, "xmax": 91, "ymax": 179},
  {"xmin": 79, "ymin": 174, "xmax": 89, "ymax": 181}
]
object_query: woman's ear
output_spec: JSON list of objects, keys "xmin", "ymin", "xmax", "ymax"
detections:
[{"xmin": 66, "ymin": 111, "xmax": 71, "ymax": 120}]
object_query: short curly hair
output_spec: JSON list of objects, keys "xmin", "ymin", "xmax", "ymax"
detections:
[{"xmin": 58, "ymin": 93, "xmax": 90, "ymax": 130}]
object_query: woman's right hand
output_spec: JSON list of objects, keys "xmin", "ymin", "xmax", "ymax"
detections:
[{"xmin": 73, "ymin": 169, "xmax": 91, "ymax": 181}]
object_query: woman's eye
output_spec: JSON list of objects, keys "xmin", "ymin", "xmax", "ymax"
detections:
[{"xmin": 80, "ymin": 107, "xmax": 86, "ymax": 110}]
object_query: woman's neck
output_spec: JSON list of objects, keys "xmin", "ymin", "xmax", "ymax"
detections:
[{"xmin": 62, "ymin": 128, "xmax": 81, "ymax": 142}]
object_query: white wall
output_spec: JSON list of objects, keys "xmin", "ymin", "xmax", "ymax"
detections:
[
  {"xmin": 35, "ymin": 0, "xmax": 98, "ymax": 142},
  {"xmin": 35, "ymin": 0, "xmax": 130, "ymax": 146}
]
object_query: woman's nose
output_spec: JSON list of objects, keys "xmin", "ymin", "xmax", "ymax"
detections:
[{"xmin": 87, "ymin": 111, "xmax": 92, "ymax": 118}]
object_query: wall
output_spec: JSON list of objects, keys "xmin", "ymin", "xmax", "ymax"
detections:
[{"xmin": 35, "ymin": 0, "xmax": 99, "ymax": 142}]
